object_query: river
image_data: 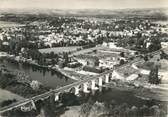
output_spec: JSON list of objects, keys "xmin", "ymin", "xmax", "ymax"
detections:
[{"xmin": 0, "ymin": 59, "xmax": 75, "ymax": 89}]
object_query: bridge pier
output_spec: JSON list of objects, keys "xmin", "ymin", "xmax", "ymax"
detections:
[
  {"xmin": 111, "ymin": 70, "xmax": 122, "ymax": 79},
  {"xmin": 55, "ymin": 93, "xmax": 59, "ymax": 101},
  {"xmin": 91, "ymin": 90, "xmax": 96, "ymax": 95},
  {"xmin": 20, "ymin": 100, "xmax": 36, "ymax": 112},
  {"xmin": 74, "ymin": 86, "xmax": 80, "ymax": 95},
  {"xmin": 83, "ymin": 82, "xmax": 90, "ymax": 93},
  {"xmin": 31, "ymin": 100, "xmax": 36, "ymax": 110},
  {"xmin": 98, "ymin": 77, "xmax": 103, "ymax": 86},
  {"xmin": 105, "ymin": 74, "xmax": 110, "ymax": 83},
  {"xmin": 91, "ymin": 80, "xmax": 98, "ymax": 90},
  {"xmin": 99, "ymin": 86, "xmax": 103, "ymax": 92}
]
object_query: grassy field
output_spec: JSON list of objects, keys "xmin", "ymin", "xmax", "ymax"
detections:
[
  {"xmin": 62, "ymin": 70, "xmax": 90, "ymax": 80},
  {"xmin": 137, "ymin": 56, "xmax": 168, "ymax": 72},
  {"xmin": 0, "ymin": 88, "xmax": 24, "ymax": 104},
  {"xmin": 0, "ymin": 21, "xmax": 24, "ymax": 28},
  {"xmin": 87, "ymin": 51, "xmax": 119, "ymax": 59},
  {"xmin": 39, "ymin": 46, "xmax": 82, "ymax": 54},
  {"xmin": 117, "ymin": 65, "xmax": 139, "ymax": 77}
]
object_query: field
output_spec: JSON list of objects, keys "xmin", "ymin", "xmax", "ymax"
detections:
[
  {"xmin": 137, "ymin": 54, "xmax": 168, "ymax": 72},
  {"xmin": 117, "ymin": 65, "xmax": 139, "ymax": 77},
  {"xmin": 70, "ymin": 46, "xmax": 100, "ymax": 57},
  {"xmin": 0, "ymin": 88, "xmax": 24, "ymax": 104},
  {"xmin": 0, "ymin": 21, "xmax": 24, "ymax": 28},
  {"xmin": 62, "ymin": 69, "xmax": 91, "ymax": 80},
  {"xmin": 39, "ymin": 46, "xmax": 82, "ymax": 54}
]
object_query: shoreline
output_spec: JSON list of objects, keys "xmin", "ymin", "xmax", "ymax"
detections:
[
  {"xmin": 2, "ymin": 54, "xmax": 78, "ymax": 81},
  {"xmin": 0, "ymin": 88, "xmax": 25, "ymax": 109},
  {"xmin": 0, "ymin": 88, "xmax": 25, "ymax": 104}
]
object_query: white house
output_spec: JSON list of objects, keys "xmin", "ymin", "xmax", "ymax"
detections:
[
  {"xmin": 161, "ymin": 42, "xmax": 168, "ymax": 48},
  {"xmin": 99, "ymin": 59, "xmax": 118, "ymax": 69}
]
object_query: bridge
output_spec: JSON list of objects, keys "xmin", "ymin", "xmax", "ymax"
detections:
[{"xmin": 0, "ymin": 48, "xmax": 164, "ymax": 114}]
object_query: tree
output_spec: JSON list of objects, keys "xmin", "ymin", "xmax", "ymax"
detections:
[
  {"xmin": 150, "ymin": 105, "xmax": 160, "ymax": 117},
  {"xmin": 144, "ymin": 55, "xmax": 149, "ymax": 61},
  {"xmin": 160, "ymin": 50, "xmax": 168, "ymax": 59},
  {"xmin": 120, "ymin": 52, "xmax": 125, "ymax": 57},
  {"xmin": 148, "ymin": 37, "xmax": 161, "ymax": 52},
  {"xmin": 148, "ymin": 65, "xmax": 160, "ymax": 84},
  {"xmin": 119, "ymin": 59, "xmax": 125, "ymax": 65},
  {"xmin": 0, "ymin": 74, "xmax": 16, "ymax": 89},
  {"xmin": 80, "ymin": 102, "xmax": 92, "ymax": 117},
  {"xmin": 51, "ymin": 59, "xmax": 56, "ymax": 66},
  {"xmin": 90, "ymin": 102, "xmax": 107, "ymax": 117},
  {"xmin": 30, "ymin": 80, "xmax": 41, "ymax": 90},
  {"xmin": 49, "ymin": 51, "xmax": 55, "ymax": 58},
  {"xmin": 93, "ymin": 50, "xmax": 97, "ymax": 54},
  {"xmin": 130, "ymin": 106, "xmax": 138, "ymax": 117},
  {"xmin": 139, "ymin": 105, "xmax": 149, "ymax": 116},
  {"xmin": 63, "ymin": 52, "xmax": 69, "ymax": 66},
  {"xmin": 0, "ymin": 99, "xmax": 16, "ymax": 107}
]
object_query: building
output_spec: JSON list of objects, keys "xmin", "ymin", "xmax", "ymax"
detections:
[{"xmin": 74, "ymin": 55, "xmax": 99, "ymax": 67}]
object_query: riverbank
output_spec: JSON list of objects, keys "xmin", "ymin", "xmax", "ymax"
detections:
[
  {"xmin": 3, "ymin": 54, "xmax": 78, "ymax": 81},
  {"xmin": 0, "ymin": 64, "xmax": 50, "ymax": 100},
  {"xmin": 0, "ymin": 88, "xmax": 25, "ymax": 106}
]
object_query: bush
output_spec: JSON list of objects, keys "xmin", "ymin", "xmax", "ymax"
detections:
[
  {"xmin": 148, "ymin": 66, "xmax": 160, "ymax": 84},
  {"xmin": 30, "ymin": 80, "xmax": 41, "ymax": 90},
  {"xmin": 67, "ymin": 62, "xmax": 82, "ymax": 68},
  {"xmin": 83, "ymin": 66, "xmax": 104, "ymax": 73},
  {"xmin": 0, "ymin": 74, "xmax": 17, "ymax": 89},
  {"xmin": 0, "ymin": 99, "xmax": 16, "ymax": 107}
]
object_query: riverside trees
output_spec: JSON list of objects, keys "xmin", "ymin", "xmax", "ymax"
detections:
[{"xmin": 148, "ymin": 65, "xmax": 160, "ymax": 84}]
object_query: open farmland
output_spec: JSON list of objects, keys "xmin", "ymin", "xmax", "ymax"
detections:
[
  {"xmin": 39, "ymin": 46, "xmax": 82, "ymax": 54},
  {"xmin": 0, "ymin": 21, "xmax": 24, "ymax": 28},
  {"xmin": 87, "ymin": 51, "xmax": 119, "ymax": 59},
  {"xmin": 117, "ymin": 65, "xmax": 139, "ymax": 77},
  {"xmin": 137, "ymin": 54, "xmax": 168, "ymax": 72}
]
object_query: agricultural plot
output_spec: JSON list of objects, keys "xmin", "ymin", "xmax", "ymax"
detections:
[
  {"xmin": 0, "ymin": 21, "xmax": 24, "ymax": 28},
  {"xmin": 39, "ymin": 46, "xmax": 82, "ymax": 54}
]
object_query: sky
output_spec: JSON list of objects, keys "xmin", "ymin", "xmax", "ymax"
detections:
[{"xmin": 0, "ymin": 0, "xmax": 168, "ymax": 10}]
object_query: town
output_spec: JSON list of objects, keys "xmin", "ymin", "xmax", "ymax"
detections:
[{"xmin": 0, "ymin": 7, "xmax": 168, "ymax": 117}]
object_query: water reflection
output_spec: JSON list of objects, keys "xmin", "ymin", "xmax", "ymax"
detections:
[{"xmin": 0, "ymin": 59, "xmax": 74, "ymax": 88}]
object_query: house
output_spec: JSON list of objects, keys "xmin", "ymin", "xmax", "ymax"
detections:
[
  {"xmin": 75, "ymin": 55, "xmax": 99, "ymax": 67},
  {"xmin": 2, "ymin": 41, "xmax": 9, "ymax": 46},
  {"xmin": 99, "ymin": 59, "xmax": 119, "ymax": 69},
  {"xmin": 86, "ymin": 57, "xmax": 99, "ymax": 67},
  {"xmin": 161, "ymin": 42, "xmax": 168, "ymax": 48},
  {"xmin": 126, "ymin": 74, "xmax": 139, "ymax": 81},
  {"xmin": 0, "ymin": 52, "xmax": 7, "ymax": 57}
]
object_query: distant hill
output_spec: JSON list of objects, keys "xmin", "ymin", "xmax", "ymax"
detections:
[{"xmin": 0, "ymin": 8, "xmax": 167, "ymax": 18}]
